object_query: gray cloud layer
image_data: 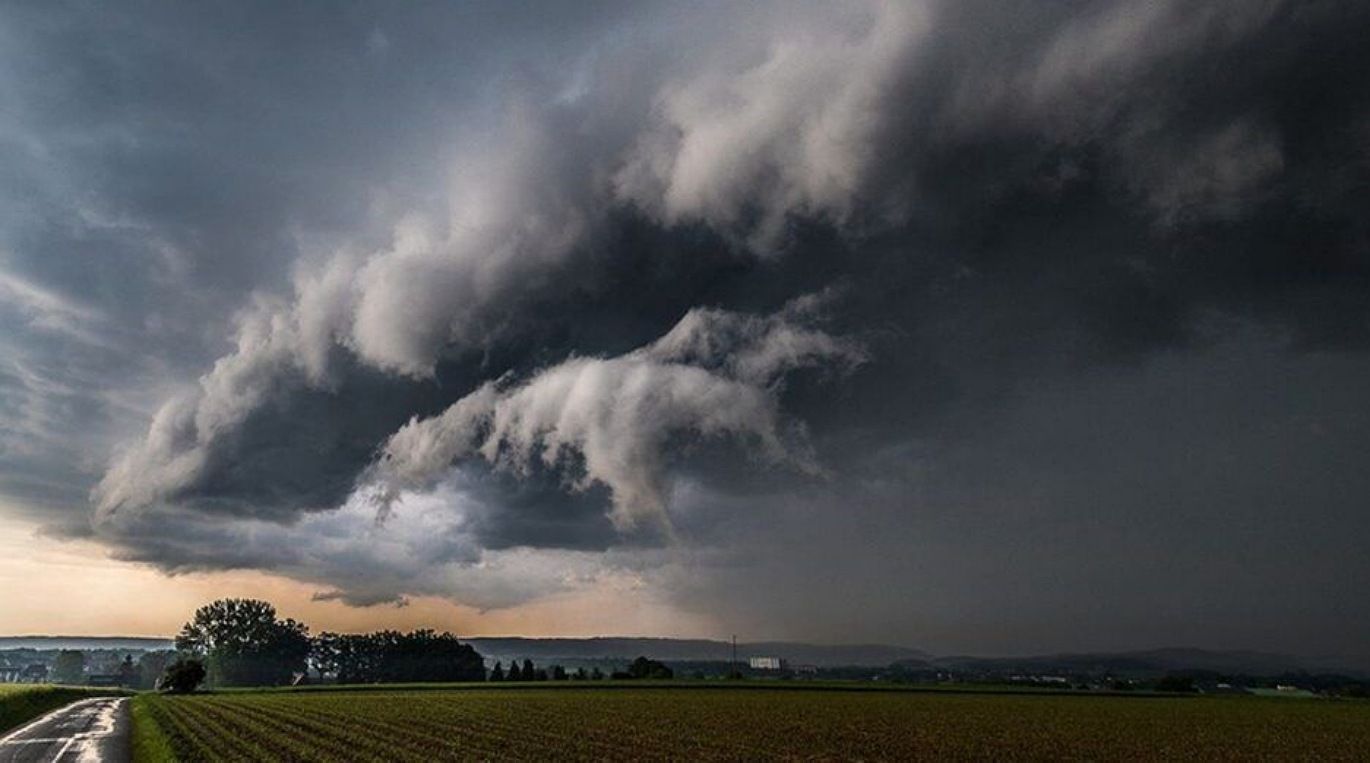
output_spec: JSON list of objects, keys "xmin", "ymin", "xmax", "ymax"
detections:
[
  {"xmin": 2, "ymin": 0, "xmax": 1369, "ymax": 658},
  {"xmin": 372, "ymin": 296, "xmax": 862, "ymax": 531}
]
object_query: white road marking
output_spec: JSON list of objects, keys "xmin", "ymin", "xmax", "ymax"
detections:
[
  {"xmin": 49, "ymin": 736, "xmax": 75, "ymax": 763},
  {"xmin": 0, "ymin": 700, "xmax": 103, "ymax": 746},
  {"xmin": 71, "ymin": 698, "xmax": 124, "ymax": 763},
  {"xmin": 0, "ymin": 697, "xmax": 128, "ymax": 762}
]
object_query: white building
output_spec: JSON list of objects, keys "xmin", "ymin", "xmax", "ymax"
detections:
[{"xmin": 749, "ymin": 656, "xmax": 785, "ymax": 670}]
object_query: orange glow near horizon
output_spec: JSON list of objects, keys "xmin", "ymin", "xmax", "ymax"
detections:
[{"xmin": 0, "ymin": 515, "xmax": 716, "ymax": 640}]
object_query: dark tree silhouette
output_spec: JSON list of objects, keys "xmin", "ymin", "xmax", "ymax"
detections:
[
  {"xmin": 175, "ymin": 599, "xmax": 310, "ymax": 687},
  {"xmin": 311, "ymin": 630, "xmax": 484, "ymax": 684},
  {"xmin": 116, "ymin": 655, "xmax": 139, "ymax": 687},
  {"xmin": 159, "ymin": 657, "xmax": 207, "ymax": 693},
  {"xmin": 1156, "ymin": 674, "xmax": 1198, "ymax": 693},
  {"xmin": 626, "ymin": 656, "xmax": 674, "ymax": 680}
]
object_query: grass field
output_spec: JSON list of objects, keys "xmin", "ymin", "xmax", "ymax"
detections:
[
  {"xmin": 0, "ymin": 684, "xmax": 125, "ymax": 736},
  {"xmin": 134, "ymin": 685, "xmax": 1370, "ymax": 761}
]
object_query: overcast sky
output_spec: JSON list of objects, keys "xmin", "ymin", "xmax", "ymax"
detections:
[{"xmin": 1, "ymin": 0, "xmax": 1368, "ymax": 661}]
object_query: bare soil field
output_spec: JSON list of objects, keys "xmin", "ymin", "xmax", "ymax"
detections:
[{"xmin": 135, "ymin": 685, "xmax": 1370, "ymax": 761}]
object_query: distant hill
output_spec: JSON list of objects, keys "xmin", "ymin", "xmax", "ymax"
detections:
[
  {"xmin": 4, "ymin": 636, "xmax": 1362, "ymax": 677},
  {"xmin": 465, "ymin": 637, "xmax": 929, "ymax": 667},
  {"xmin": 0, "ymin": 636, "xmax": 174, "ymax": 652},
  {"xmin": 2, "ymin": 635, "xmax": 929, "ymax": 666},
  {"xmin": 931, "ymin": 648, "xmax": 1367, "ymax": 678}
]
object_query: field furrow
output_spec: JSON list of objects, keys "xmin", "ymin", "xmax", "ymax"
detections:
[{"xmin": 133, "ymin": 686, "xmax": 1370, "ymax": 762}]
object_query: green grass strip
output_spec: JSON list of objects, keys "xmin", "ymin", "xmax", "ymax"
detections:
[
  {"xmin": 0, "ymin": 685, "xmax": 126, "ymax": 737},
  {"xmin": 130, "ymin": 695, "xmax": 178, "ymax": 762}
]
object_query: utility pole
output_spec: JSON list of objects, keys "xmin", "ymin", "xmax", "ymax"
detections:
[{"xmin": 731, "ymin": 634, "xmax": 737, "ymax": 678}]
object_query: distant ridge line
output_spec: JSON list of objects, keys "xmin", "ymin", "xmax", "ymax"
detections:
[{"xmin": 2, "ymin": 636, "xmax": 1363, "ymax": 674}]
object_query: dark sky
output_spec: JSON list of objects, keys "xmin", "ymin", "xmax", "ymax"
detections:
[{"xmin": 1, "ymin": 0, "xmax": 1368, "ymax": 660}]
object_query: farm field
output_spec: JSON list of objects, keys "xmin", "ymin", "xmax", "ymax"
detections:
[{"xmin": 134, "ymin": 685, "xmax": 1370, "ymax": 761}]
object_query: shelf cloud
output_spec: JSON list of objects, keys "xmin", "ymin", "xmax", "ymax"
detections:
[{"xmin": 1, "ymin": 0, "xmax": 1368, "ymax": 656}]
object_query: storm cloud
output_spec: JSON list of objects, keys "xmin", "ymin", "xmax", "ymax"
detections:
[
  {"xmin": 3, "ymin": 0, "xmax": 1369, "ymax": 659},
  {"xmin": 372, "ymin": 296, "xmax": 863, "ymax": 531}
]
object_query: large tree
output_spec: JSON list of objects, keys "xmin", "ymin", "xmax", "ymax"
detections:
[{"xmin": 176, "ymin": 598, "xmax": 310, "ymax": 687}]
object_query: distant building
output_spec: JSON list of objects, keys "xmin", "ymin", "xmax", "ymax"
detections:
[
  {"xmin": 22, "ymin": 664, "xmax": 48, "ymax": 683},
  {"xmin": 749, "ymin": 656, "xmax": 786, "ymax": 670},
  {"xmin": 0, "ymin": 666, "xmax": 19, "ymax": 683}
]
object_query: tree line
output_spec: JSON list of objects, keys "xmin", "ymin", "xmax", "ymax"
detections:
[
  {"xmin": 487, "ymin": 656, "xmax": 673, "ymax": 682},
  {"xmin": 171, "ymin": 599, "xmax": 482, "ymax": 689},
  {"xmin": 163, "ymin": 598, "xmax": 673, "ymax": 692},
  {"xmin": 48, "ymin": 650, "xmax": 154, "ymax": 687},
  {"xmin": 311, "ymin": 630, "xmax": 484, "ymax": 684}
]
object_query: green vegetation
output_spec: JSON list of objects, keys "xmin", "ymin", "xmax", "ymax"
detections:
[
  {"xmin": 0, "ymin": 685, "xmax": 124, "ymax": 736},
  {"xmin": 160, "ymin": 657, "xmax": 208, "ymax": 694},
  {"xmin": 133, "ymin": 686, "xmax": 1370, "ymax": 761},
  {"xmin": 131, "ymin": 694, "xmax": 177, "ymax": 761},
  {"xmin": 176, "ymin": 599, "xmax": 311, "ymax": 687},
  {"xmin": 174, "ymin": 598, "xmax": 484, "ymax": 688},
  {"xmin": 311, "ymin": 629, "xmax": 484, "ymax": 684}
]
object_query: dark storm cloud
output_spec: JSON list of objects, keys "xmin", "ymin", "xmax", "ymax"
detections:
[
  {"xmin": 667, "ymin": 338, "xmax": 1370, "ymax": 660},
  {"xmin": 0, "ymin": 0, "xmax": 644, "ymax": 522},
  {"xmin": 3, "ymin": 1, "xmax": 1370, "ymax": 655}
]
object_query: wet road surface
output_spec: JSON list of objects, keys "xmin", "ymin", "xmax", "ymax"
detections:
[{"xmin": 0, "ymin": 697, "xmax": 129, "ymax": 762}]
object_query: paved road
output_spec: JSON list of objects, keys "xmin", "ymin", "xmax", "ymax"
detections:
[{"xmin": 0, "ymin": 697, "xmax": 129, "ymax": 762}]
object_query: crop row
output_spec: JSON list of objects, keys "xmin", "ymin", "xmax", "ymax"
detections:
[{"xmin": 137, "ymin": 687, "xmax": 1370, "ymax": 761}]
